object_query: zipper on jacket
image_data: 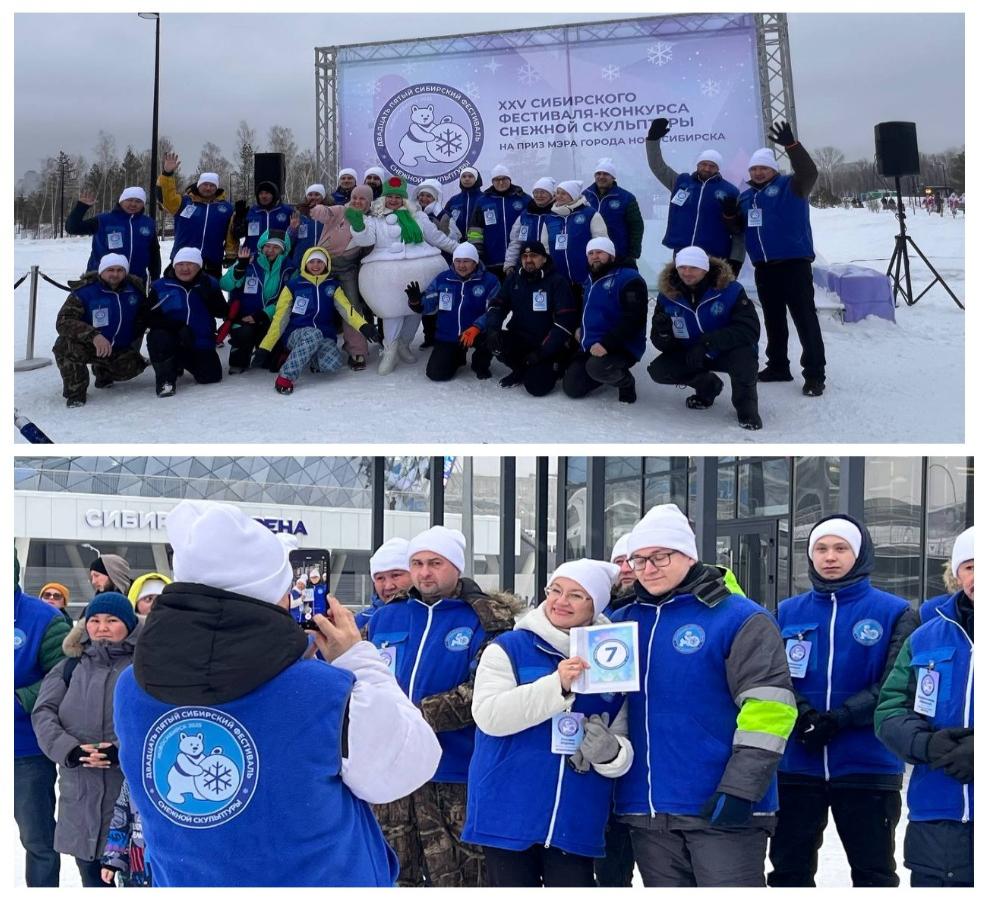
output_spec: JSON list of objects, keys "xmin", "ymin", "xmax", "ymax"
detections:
[
  {"xmin": 200, "ymin": 199, "xmax": 210, "ymax": 254},
  {"xmin": 313, "ymin": 282, "xmax": 321, "ymax": 329},
  {"xmin": 111, "ymin": 290, "xmax": 123, "ymax": 346},
  {"xmin": 407, "ymin": 603, "xmax": 435, "ymax": 701},
  {"xmin": 751, "ymin": 190, "xmax": 768, "ymax": 263},
  {"xmin": 934, "ymin": 606, "xmax": 974, "ymax": 822},
  {"xmin": 544, "ymin": 754, "xmax": 568, "ymax": 848},
  {"xmin": 128, "ymin": 215, "xmax": 135, "ymax": 268},
  {"xmin": 644, "ymin": 604, "xmax": 665, "ymax": 817},
  {"xmin": 581, "ymin": 270, "xmax": 614, "ymax": 349},
  {"xmin": 823, "ymin": 592, "xmax": 838, "ymax": 781},
  {"xmin": 692, "ymin": 290, "xmax": 722, "ymax": 337},
  {"xmin": 691, "ymin": 179, "xmax": 708, "ymax": 245}
]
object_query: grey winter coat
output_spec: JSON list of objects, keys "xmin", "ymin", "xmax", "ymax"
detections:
[{"xmin": 31, "ymin": 619, "xmax": 140, "ymax": 860}]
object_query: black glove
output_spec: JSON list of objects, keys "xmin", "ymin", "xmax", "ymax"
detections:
[
  {"xmin": 66, "ymin": 745, "xmax": 91, "ymax": 768},
  {"xmin": 486, "ymin": 330, "xmax": 504, "ymax": 356},
  {"xmin": 933, "ymin": 734, "xmax": 973, "ymax": 784},
  {"xmin": 233, "ymin": 199, "xmax": 248, "ymax": 226},
  {"xmin": 700, "ymin": 792, "xmax": 753, "ymax": 827},
  {"xmin": 523, "ymin": 349, "xmax": 543, "ymax": 368},
  {"xmin": 405, "ymin": 281, "xmax": 423, "ymax": 312},
  {"xmin": 721, "ymin": 196, "xmax": 740, "ymax": 217},
  {"xmin": 796, "ymin": 709, "xmax": 840, "ymax": 753},
  {"xmin": 100, "ymin": 744, "xmax": 120, "ymax": 767},
  {"xmin": 177, "ymin": 325, "xmax": 196, "ymax": 352},
  {"xmin": 646, "ymin": 118, "xmax": 670, "ymax": 141},
  {"xmin": 926, "ymin": 726, "xmax": 973, "ymax": 764},
  {"xmin": 360, "ymin": 322, "xmax": 382, "ymax": 346},
  {"xmin": 685, "ymin": 340, "xmax": 710, "ymax": 371},
  {"xmin": 234, "ymin": 259, "xmax": 249, "ymax": 278},
  {"xmin": 251, "ymin": 347, "xmax": 272, "ymax": 369},
  {"xmin": 768, "ymin": 120, "xmax": 795, "ymax": 147}
]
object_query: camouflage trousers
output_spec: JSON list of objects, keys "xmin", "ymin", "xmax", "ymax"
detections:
[
  {"xmin": 374, "ymin": 781, "xmax": 484, "ymax": 887},
  {"xmin": 53, "ymin": 335, "xmax": 147, "ymax": 402}
]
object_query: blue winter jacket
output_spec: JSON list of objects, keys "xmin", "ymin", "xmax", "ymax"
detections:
[
  {"xmin": 291, "ymin": 215, "xmax": 324, "ymax": 270},
  {"xmin": 463, "ymin": 629, "xmax": 625, "ymax": 858},
  {"xmin": 738, "ymin": 174, "xmax": 814, "ymax": 264},
  {"xmin": 544, "ymin": 207, "xmax": 598, "ymax": 285},
  {"xmin": 72, "ymin": 206, "xmax": 159, "ymax": 280},
  {"xmin": 444, "ymin": 182, "xmax": 483, "ymax": 240},
  {"xmin": 366, "ymin": 585, "xmax": 489, "ymax": 783},
  {"xmin": 355, "ymin": 594, "xmax": 386, "ymax": 632},
  {"xmin": 903, "ymin": 594, "xmax": 974, "ymax": 823},
  {"xmin": 610, "ymin": 588, "xmax": 781, "ymax": 817},
  {"xmin": 419, "ymin": 265, "xmax": 501, "ymax": 342},
  {"xmin": 919, "ymin": 593, "xmax": 950, "ymax": 624},
  {"xmin": 777, "ymin": 578, "xmax": 910, "ymax": 779},
  {"xmin": 148, "ymin": 273, "xmax": 225, "ymax": 350},
  {"xmin": 14, "ymin": 588, "xmax": 64, "ymax": 758},
  {"xmin": 283, "ymin": 271, "xmax": 347, "ymax": 341},
  {"xmin": 115, "ymin": 660, "xmax": 397, "ymax": 886},
  {"xmin": 171, "ymin": 195, "xmax": 234, "ymax": 267},
  {"xmin": 583, "ymin": 182, "xmax": 639, "ymax": 260},
  {"xmin": 663, "ymin": 172, "xmax": 739, "ymax": 258},
  {"xmin": 581, "ymin": 265, "xmax": 647, "ymax": 361},
  {"xmin": 655, "ymin": 277, "xmax": 745, "ymax": 354},
  {"xmin": 471, "ymin": 188, "xmax": 528, "ymax": 267},
  {"xmin": 243, "ymin": 204, "xmax": 293, "ymax": 254},
  {"xmin": 73, "ymin": 277, "xmax": 146, "ymax": 350}
]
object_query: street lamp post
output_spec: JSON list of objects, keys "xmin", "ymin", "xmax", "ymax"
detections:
[{"xmin": 139, "ymin": 13, "xmax": 160, "ymax": 229}]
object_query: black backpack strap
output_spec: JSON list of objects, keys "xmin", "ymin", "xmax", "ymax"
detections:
[{"xmin": 62, "ymin": 656, "xmax": 81, "ymax": 687}]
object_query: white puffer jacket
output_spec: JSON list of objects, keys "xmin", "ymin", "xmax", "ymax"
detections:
[
  {"xmin": 350, "ymin": 199, "xmax": 458, "ymax": 263},
  {"xmin": 472, "ymin": 603, "xmax": 634, "ymax": 778}
]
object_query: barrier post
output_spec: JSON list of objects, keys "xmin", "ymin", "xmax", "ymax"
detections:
[{"xmin": 15, "ymin": 265, "xmax": 53, "ymax": 371}]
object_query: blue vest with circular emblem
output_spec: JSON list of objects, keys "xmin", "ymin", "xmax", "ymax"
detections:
[
  {"xmin": 423, "ymin": 266, "xmax": 500, "ymax": 342},
  {"xmin": 662, "ymin": 172, "xmax": 738, "ymax": 258},
  {"xmin": 581, "ymin": 266, "xmax": 647, "ymax": 361},
  {"xmin": 463, "ymin": 629, "xmax": 625, "ymax": 858},
  {"xmin": 777, "ymin": 579, "xmax": 909, "ymax": 779},
  {"xmin": 150, "ymin": 275, "xmax": 221, "ymax": 350},
  {"xmin": 476, "ymin": 191, "xmax": 527, "ymax": 266},
  {"xmin": 14, "ymin": 588, "xmax": 63, "ymax": 758},
  {"xmin": 75, "ymin": 278, "xmax": 145, "ymax": 350},
  {"xmin": 544, "ymin": 207, "xmax": 597, "ymax": 285},
  {"xmin": 655, "ymin": 279, "xmax": 744, "ymax": 356},
  {"xmin": 244, "ymin": 204, "xmax": 293, "ymax": 254},
  {"xmin": 367, "ymin": 595, "xmax": 486, "ymax": 783},
  {"xmin": 610, "ymin": 592, "xmax": 779, "ymax": 816},
  {"xmin": 290, "ymin": 216, "xmax": 324, "ymax": 270},
  {"xmin": 583, "ymin": 183, "xmax": 637, "ymax": 260},
  {"xmin": 445, "ymin": 187, "xmax": 482, "ymax": 241},
  {"xmin": 113, "ymin": 661, "xmax": 398, "ymax": 886},
  {"xmin": 738, "ymin": 174, "xmax": 814, "ymax": 264},
  {"xmin": 283, "ymin": 273, "xmax": 344, "ymax": 341},
  {"xmin": 86, "ymin": 208, "xmax": 157, "ymax": 278},
  {"xmin": 514, "ymin": 210, "xmax": 547, "ymax": 246},
  {"xmin": 904, "ymin": 593, "xmax": 974, "ymax": 823},
  {"xmin": 171, "ymin": 196, "xmax": 234, "ymax": 266}
]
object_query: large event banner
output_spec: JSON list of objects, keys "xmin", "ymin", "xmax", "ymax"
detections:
[{"xmin": 336, "ymin": 15, "xmax": 765, "ymax": 212}]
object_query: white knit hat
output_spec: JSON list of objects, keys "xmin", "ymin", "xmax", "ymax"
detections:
[
  {"xmin": 696, "ymin": 150, "xmax": 723, "ymax": 168},
  {"xmin": 136, "ymin": 578, "xmax": 167, "ymax": 599},
  {"xmin": 98, "ymin": 253, "xmax": 130, "ymax": 274},
  {"xmin": 628, "ymin": 504, "xmax": 698, "ymax": 561},
  {"xmin": 173, "ymin": 247, "xmax": 203, "ymax": 267},
  {"xmin": 416, "ymin": 179, "xmax": 442, "ymax": 200},
  {"xmin": 305, "ymin": 249, "xmax": 328, "ymax": 267},
  {"xmin": 364, "ymin": 166, "xmax": 386, "ymax": 180},
  {"xmin": 305, "ymin": 183, "xmax": 327, "ymax": 196},
  {"xmin": 610, "ymin": 534, "xmax": 631, "ymax": 564},
  {"xmin": 748, "ymin": 148, "xmax": 779, "ymax": 171},
  {"xmin": 370, "ymin": 537, "xmax": 411, "ymax": 577},
  {"xmin": 586, "ymin": 237, "xmax": 617, "ymax": 257},
  {"xmin": 676, "ymin": 246, "xmax": 710, "ymax": 271},
  {"xmin": 491, "ymin": 164, "xmax": 511, "ymax": 180},
  {"xmin": 338, "ymin": 168, "xmax": 359, "ymax": 181},
  {"xmin": 950, "ymin": 526, "xmax": 974, "ymax": 577},
  {"xmin": 546, "ymin": 559, "xmax": 620, "ymax": 616},
  {"xmin": 556, "ymin": 180, "xmax": 584, "ymax": 202},
  {"xmin": 197, "ymin": 172, "xmax": 220, "ymax": 187},
  {"xmin": 594, "ymin": 158, "xmax": 617, "ymax": 178},
  {"xmin": 808, "ymin": 518, "xmax": 862, "ymax": 558},
  {"xmin": 119, "ymin": 186, "xmax": 147, "ymax": 205},
  {"xmin": 408, "ymin": 525, "xmax": 466, "ymax": 574},
  {"xmin": 532, "ymin": 177, "xmax": 557, "ymax": 195},
  {"xmin": 166, "ymin": 500, "xmax": 296, "ymax": 605},
  {"xmin": 452, "ymin": 242, "xmax": 479, "ymax": 263},
  {"xmin": 460, "ymin": 166, "xmax": 480, "ymax": 178}
]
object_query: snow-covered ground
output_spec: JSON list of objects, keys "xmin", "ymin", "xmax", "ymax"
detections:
[{"xmin": 14, "ymin": 207, "xmax": 964, "ymax": 443}]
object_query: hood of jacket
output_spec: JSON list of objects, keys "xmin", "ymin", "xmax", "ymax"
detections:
[
  {"xmin": 550, "ymin": 195, "xmax": 591, "ymax": 217},
  {"xmin": 525, "ymin": 198, "xmax": 553, "ymax": 215},
  {"xmin": 95, "ymin": 553, "xmax": 133, "ymax": 595},
  {"xmin": 484, "ymin": 183, "xmax": 526, "ymax": 199},
  {"xmin": 806, "ymin": 512, "xmax": 876, "ymax": 594},
  {"xmin": 296, "ymin": 245, "xmax": 333, "ymax": 285},
  {"xmin": 461, "ymin": 171, "xmax": 484, "ymax": 193},
  {"xmin": 658, "ymin": 258, "xmax": 735, "ymax": 299},
  {"xmin": 255, "ymin": 180, "xmax": 282, "ymax": 206},
  {"xmin": 132, "ymin": 582, "xmax": 308, "ymax": 705},
  {"xmin": 69, "ymin": 271, "xmax": 147, "ymax": 294},
  {"xmin": 127, "ymin": 571, "xmax": 173, "ymax": 607},
  {"xmin": 256, "ymin": 227, "xmax": 293, "ymax": 269},
  {"xmin": 62, "ymin": 617, "xmax": 142, "ymax": 660},
  {"xmin": 513, "ymin": 602, "xmax": 611, "ymax": 655},
  {"xmin": 633, "ymin": 562, "xmax": 733, "ymax": 608},
  {"xmin": 410, "ymin": 577, "xmax": 524, "ymax": 634}
]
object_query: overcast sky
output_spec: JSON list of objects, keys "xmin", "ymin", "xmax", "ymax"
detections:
[{"xmin": 13, "ymin": 11, "xmax": 964, "ymax": 180}]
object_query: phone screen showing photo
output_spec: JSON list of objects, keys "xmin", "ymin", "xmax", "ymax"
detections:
[{"xmin": 288, "ymin": 549, "xmax": 331, "ymax": 623}]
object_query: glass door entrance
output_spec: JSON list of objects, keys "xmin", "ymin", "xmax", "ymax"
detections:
[{"xmin": 716, "ymin": 519, "xmax": 779, "ymax": 610}]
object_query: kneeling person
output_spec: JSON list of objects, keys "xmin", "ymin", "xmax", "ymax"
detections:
[
  {"xmin": 53, "ymin": 254, "xmax": 148, "ymax": 408},
  {"xmin": 647, "ymin": 246, "xmax": 763, "ymax": 430},
  {"xmin": 407, "ymin": 243, "xmax": 500, "ymax": 382}
]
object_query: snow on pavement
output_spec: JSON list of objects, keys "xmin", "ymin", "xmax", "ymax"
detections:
[{"xmin": 14, "ymin": 206, "xmax": 964, "ymax": 444}]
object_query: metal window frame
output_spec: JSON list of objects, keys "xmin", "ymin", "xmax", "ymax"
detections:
[{"xmin": 534, "ymin": 456, "xmax": 550, "ymax": 603}]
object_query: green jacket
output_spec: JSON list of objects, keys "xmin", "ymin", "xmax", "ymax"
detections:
[
  {"xmin": 220, "ymin": 227, "xmax": 293, "ymax": 320},
  {"xmin": 15, "ymin": 615, "xmax": 72, "ymax": 713}
]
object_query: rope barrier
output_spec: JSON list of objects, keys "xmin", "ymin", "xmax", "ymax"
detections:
[
  {"xmin": 38, "ymin": 272, "xmax": 72, "ymax": 292},
  {"xmin": 14, "ymin": 273, "xmax": 28, "ymax": 290}
]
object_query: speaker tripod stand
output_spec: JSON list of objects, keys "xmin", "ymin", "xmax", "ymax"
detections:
[{"xmin": 887, "ymin": 176, "xmax": 963, "ymax": 309}]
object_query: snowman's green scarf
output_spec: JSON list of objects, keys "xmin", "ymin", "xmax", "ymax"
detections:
[{"xmin": 393, "ymin": 208, "xmax": 425, "ymax": 245}]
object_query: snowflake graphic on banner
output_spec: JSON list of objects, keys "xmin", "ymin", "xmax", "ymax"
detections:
[
  {"xmin": 518, "ymin": 63, "xmax": 540, "ymax": 85},
  {"xmin": 647, "ymin": 42, "xmax": 673, "ymax": 66},
  {"xmin": 700, "ymin": 79, "xmax": 721, "ymax": 97},
  {"xmin": 602, "ymin": 65, "xmax": 621, "ymax": 82},
  {"xmin": 463, "ymin": 81, "xmax": 481, "ymax": 100},
  {"xmin": 435, "ymin": 127, "xmax": 465, "ymax": 159},
  {"xmin": 203, "ymin": 760, "xmax": 233, "ymax": 796},
  {"xmin": 363, "ymin": 78, "xmax": 383, "ymax": 98},
  {"xmin": 484, "ymin": 57, "xmax": 502, "ymax": 75}
]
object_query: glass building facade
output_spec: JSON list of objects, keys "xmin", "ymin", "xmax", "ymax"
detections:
[{"xmin": 15, "ymin": 456, "xmax": 971, "ymax": 613}]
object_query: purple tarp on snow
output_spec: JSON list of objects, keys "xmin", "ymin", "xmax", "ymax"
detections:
[{"xmin": 812, "ymin": 264, "xmax": 896, "ymax": 323}]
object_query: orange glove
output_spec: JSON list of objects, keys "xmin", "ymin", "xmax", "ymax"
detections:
[{"xmin": 460, "ymin": 325, "xmax": 481, "ymax": 348}]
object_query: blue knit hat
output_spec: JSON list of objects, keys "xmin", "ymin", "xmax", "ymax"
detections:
[{"xmin": 84, "ymin": 592, "xmax": 138, "ymax": 634}]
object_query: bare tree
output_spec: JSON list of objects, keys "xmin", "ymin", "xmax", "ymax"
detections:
[
  {"xmin": 813, "ymin": 146, "xmax": 845, "ymax": 195},
  {"xmin": 286, "ymin": 150, "xmax": 318, "ymax": 202},
  {"xmin": 196, "ymin": 141, "xmax": 233, "ymax": 182},
  {"xmin": 267, "ymin": 125, "xmax": 298, "ymax": 163},
  {"xmin": 93, "ymin": 131, "xmax": 119, "ymax": 210},
  {"xmin": 234, "ymin": 120, "xmax": 258, "ymax": 202}
]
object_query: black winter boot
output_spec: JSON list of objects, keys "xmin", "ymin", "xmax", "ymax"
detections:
[{"xmin": 758, "ymin": 366, "xmax": 794, "ymax": 382}]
